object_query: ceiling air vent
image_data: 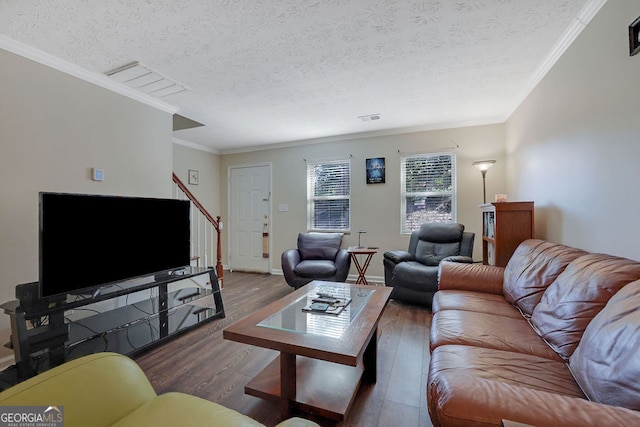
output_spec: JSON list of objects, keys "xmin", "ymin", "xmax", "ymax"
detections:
[
  {"xmin": 358, "ymin": 114, "xmax": 381, "ymax": 122},
  {"xmin": 106, "ymin": 62, "xmax": 188, "ymax": 98}
]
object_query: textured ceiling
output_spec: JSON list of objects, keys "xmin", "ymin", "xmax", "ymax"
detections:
[{"xmin": 0, "ymin": 0, "xmax": 598, "ymax": 152}]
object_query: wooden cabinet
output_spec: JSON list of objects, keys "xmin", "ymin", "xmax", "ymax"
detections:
[{"xmin": 481, "ymin": 202, "xmax": 534, "ymax": 267}]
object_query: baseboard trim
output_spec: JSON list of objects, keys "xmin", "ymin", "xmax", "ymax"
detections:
[
  {"xmin": 0, "ymin": 355, "xmax": 15, "ymax": 372},
  {"xmin": 270, "ymin": 269, "xmax": 385, "ymax": 285}
]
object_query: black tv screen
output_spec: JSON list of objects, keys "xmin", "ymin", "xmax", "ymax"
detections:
[{"xmin": 39, "ymin": 192, "xmax": 191, "ymax": 298}]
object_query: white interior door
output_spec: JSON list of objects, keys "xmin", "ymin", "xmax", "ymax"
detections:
[{"xmin": 229, "ymin": 164, "xmax": 271, "ymax": 273}]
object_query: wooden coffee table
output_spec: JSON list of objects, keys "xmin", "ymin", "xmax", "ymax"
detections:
[{"xmin": 223, "ymin": 280, "xmax": 392, "ymax": 421}]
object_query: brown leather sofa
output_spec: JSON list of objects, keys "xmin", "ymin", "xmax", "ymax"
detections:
[{"xmin": 427, "ymin": 239, "xmax": 640, "ymax": 426}]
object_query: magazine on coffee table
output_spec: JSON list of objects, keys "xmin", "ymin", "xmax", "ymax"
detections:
[{"xmin": 302, "ymin": 297, "xmax": 352, "ymax": 315}]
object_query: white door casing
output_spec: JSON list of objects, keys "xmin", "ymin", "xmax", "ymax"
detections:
[{"xmin": 228, "ymin": 164, "xmax": 271, "ymax": 273}]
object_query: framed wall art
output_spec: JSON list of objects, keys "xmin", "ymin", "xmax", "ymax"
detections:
[
  {"xmin": 188, "ymin": 169, "xmax": 199, "ymax": 185},
  {"xmin": 366, "ymin": 157, "xmax": 385, "ymax": 184}
]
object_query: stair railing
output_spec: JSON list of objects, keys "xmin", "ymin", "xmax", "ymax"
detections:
[{"xmin": 172, "ymin": 172, "xmax": 223, "ymax": 287}]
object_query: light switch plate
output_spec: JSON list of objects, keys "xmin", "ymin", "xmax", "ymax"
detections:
[{"xmin": 92, "ymin": 168, "xmax": 104, "ymax": 181}]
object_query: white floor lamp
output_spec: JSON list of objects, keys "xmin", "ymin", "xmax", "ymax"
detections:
[{"xmin": 472, "ymin": 160, "xmax": 496, "ymax": 203}]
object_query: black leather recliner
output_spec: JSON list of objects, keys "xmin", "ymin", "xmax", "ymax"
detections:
[
  {"xmin": 383, "ymin": 222, "xmax": 474, "ymax": 306},
  {"xmin": 282, "ymin": 232, "xmax": 351, "ymax": 289}
]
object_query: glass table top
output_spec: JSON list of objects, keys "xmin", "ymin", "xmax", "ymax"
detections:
[{"xmin": 258, "ymin": 283, "xmax": 375, "ymax": 339}]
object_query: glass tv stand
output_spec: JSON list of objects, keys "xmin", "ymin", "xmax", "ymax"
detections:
[{"xmin": 1, "ymin": 266, "xmax": 225, "ymax": 382}]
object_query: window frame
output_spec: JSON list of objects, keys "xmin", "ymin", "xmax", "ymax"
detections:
[
  {"xmin": 400, "ymin": 152, "xmax": 456, "ymax": 234},
  {"xmin": 306, "ymin": 158, "xmax": 351, "ymax": 232}
]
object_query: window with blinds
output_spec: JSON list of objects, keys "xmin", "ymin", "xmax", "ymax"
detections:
[
  {"xmin": 307, "ymin": 158, "xmax": 351, "ymax": 231},
  {"xmin": 401, "ymin": 153, "xmax": 456, "ymax": 233}
]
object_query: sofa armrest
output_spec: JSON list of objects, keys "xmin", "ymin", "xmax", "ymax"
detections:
[
  {"xmin": 281, "ymin": 248, "xmax": 301, "ymax": 268},
  {"xmin": 438, "ymin": 262, "xmax": 504, "ymax": 295},
  {"xmin": 276, "ymin": 418, "xmax": 322, "ymax": 427},
  {"xmin": 281, "ymin": 249, "xmax": 301, "ymax": 285},
  {"xmin": 113, "ymin": 393, "xmax": 320, "ymax": 427},
  {"xmin": 334, "ymin": 248, "xmax": 351, "ymax": 280},
  {"xmin": 441, "ymin": 255, "xmax": 474, "ymax": 264},
  {"xmin": 383, "ymin": 250, "xmax": 414, "ymax": 264}
]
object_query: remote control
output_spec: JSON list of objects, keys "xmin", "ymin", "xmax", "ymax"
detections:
[
  {"xmin": 313, "ymin": 296, "xmax": 338, "ymax": 304},
  {"xmin": 316, "ymin": 292, "xmax": 334, "ymax": 298}
]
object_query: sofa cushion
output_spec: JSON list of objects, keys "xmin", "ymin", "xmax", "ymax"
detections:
[
  {"xmin": 569, "ymin": 280, "xmax": 640, "ymax": 410},
  {"xmin": 503, "ymin": 239, "xmax": 587, "ymax": 316},
  {"xmin": 430, "ymin": 310, "xmax": 562, "ymax": 361},
  {"xmin": 530, "ymin": 253, "xmax": 640, "ymax": 360},
  {"xmin": 429, "ymin": 344, "xmax": 585, "ymax": 400},
  {"xmin": 294, "ymin": 260, "xmax": 337, "ymax": 278},
  {"xmin": 414, "ymin": 241, "xmax": 461, "ymax": 266},
  {"xmin": 414, "ymin": 223, "xmax": 464, "ymax": 266},
  {"xmin": 392, "ymin": 261, "xmax": 439, "ymax": 291},
  {"xmin": 432, "ymin": 290, "xmax": 523, "ymax": 318},
  {"xmin": 427, "ymin": 345, "xmax": 640, "ymax": 427},
  {"xmin": 297, "ymin": 232, "xmax": 342, "ymax": 260},
  {"xmin": 417, "ymin": 222, "xmax": 464, "ymax": 242}
]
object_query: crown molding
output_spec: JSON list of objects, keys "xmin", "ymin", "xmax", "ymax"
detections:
[
  {"xmin": 0, "ymin": 35, "xmax": 179, "ymax": 115},
  {"xmin": 173, "ymin": 137, "xmax": 220, "ymax": 154}
]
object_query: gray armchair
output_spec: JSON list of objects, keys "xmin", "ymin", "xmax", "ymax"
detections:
[
  {"xmin": 281, "ymin": 232, "xmax": 351, "ymax": 289},
  {"xmin": 383, "ymin": 222, "xmax": 474, "ymax": 306}
]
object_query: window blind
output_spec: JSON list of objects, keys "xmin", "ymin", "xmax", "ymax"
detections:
[
  {"xmin": 401, "ymin": 153, "xmax": 455, "ymax": 233},
  {"xmin": 307, "ymin": 158, "xmax": 351, "ymax": 231}
]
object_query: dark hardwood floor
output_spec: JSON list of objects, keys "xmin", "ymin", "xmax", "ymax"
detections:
[{"xmin": 135, "ymin": 272, "xmax": 434, "ymax": 427}]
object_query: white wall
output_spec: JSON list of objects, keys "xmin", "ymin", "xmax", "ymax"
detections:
[
  {"xmin": 220, "ymin": 124, "xmax": 506, "ymax": 279},
  {"xmin": 0, "ymin": 49, "xmax": 174, "ymax": 364},
  {"xmin": 505, "ymin": 0, "xmax": 640, "ymax": 260}
]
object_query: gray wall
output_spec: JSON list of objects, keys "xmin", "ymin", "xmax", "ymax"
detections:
[
  {"xmin": 506, "ymin": 0, "xmax": 640, "ymax": 260},
  {"xmin": 0, "ymin": 49, "xmax": 174, "ymax": 364},
  {"xmin": 220, "ymin": 124, "xmax": 506, "ymax": 279}
]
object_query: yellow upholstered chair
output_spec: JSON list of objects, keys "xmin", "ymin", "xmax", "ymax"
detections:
[{"xmin": 0, "ymin": 352, "xmax": 318, "ymax": 427}]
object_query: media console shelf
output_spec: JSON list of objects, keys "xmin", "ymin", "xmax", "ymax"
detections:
[{"xmin": 1, "ymin": 266, "xmax": 224, "ymax": 382}]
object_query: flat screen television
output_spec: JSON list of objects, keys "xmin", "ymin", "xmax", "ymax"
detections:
[{"xmin": 39, "ymin": 192, "xmax": 191, "ymax": 298}]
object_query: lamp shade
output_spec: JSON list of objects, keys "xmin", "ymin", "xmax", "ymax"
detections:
[
  {"xmin": 473, "ymin": 160, "xmax": 496, "ymax": 204},
  {"xmin": 472, "ymin": 160, "xmax": 496, "ymax": 172}
]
